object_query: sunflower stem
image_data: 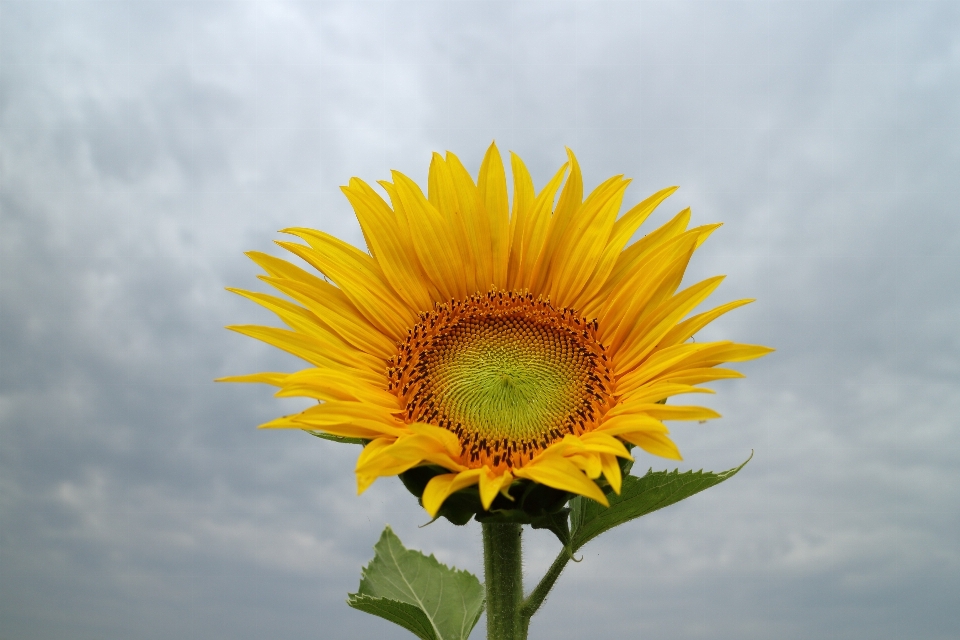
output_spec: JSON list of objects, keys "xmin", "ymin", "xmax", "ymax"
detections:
[
  {"xmin": 482, "ymin": 522, "xmax": 524, "ymax": 640},
  {"xmin": 519, "ymin": 545, "xmax": 571, "ymax": 624}
]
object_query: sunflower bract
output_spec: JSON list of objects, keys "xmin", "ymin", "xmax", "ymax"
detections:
[{"xmin": 221, "ymin": 144, "xmax": 772, "ymax": 517}]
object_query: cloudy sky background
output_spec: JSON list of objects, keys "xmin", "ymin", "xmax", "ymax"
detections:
[{"xmin": 2, "ymin": 1, "xmax": 959, "ymax": 638}]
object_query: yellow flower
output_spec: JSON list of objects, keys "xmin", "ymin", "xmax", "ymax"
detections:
[{"xmin": 220, "ymin": 144, "xmax": 772, "ymax": 518}]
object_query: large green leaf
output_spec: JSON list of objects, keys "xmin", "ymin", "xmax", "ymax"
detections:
[
  {"xmin": 568, "ymin": 453, "xmax": 752, "ymax": 552},
  {"xmin": 348, "ymin": 526, "xmax": 485, "ymax": 640}
]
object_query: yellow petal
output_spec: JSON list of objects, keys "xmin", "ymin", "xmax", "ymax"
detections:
[
  {"xmin": 624, "ymin": 342, "xmax": 773, "ymax": 389},
  {"xmin": 286, "ymin": 364, "xmax": 384, "ymax": 389},
  {"xmin": 354, "ymin": 449, "xmax": 427, "ymax": 481},
  {"xmin": 477, "ymin": 142, "xmax": 510, "ymax": 288},
  {"xmin": 549, "ymin": 176, "xmax": 631, "ymax": 306},
  {"xmin": 355, "ymin": 438, "xmax": 398, "ymax": 493},
  {"xmin": 428, "ymin": 155, "xmax": 478, "ymax": 294},
  {"xmin": 678, "ymin": 343, "xmax": 775, "ymax": 368},
  {"xmin": 276, "ymin": 236, "xmax": 414, "ymax": 340},
  {"xmin": 514, "ymin": 454, "xmax": 609, "ymax": 506},
  {"xmin": 355, "ymin": 472, "xmax": 380, "ymax": 495},
  {"xmin": 407, "ymin": 422, "xmax": 463, "ymax": 457},
  {"xmin": 628, "ymin": 404, "xmax": 721, "ymax": 421},
  {"xmin": 258, "ymin": 412, "xmax": 398, "ymax": 440},
  {"xmin": 258, "ymin": 275, "xmax": 396, "ymax": 359},
  {"xmin": 227, "ymin": 289, "xmax": 384, "ymax": 371},
  {"xmin": 608, "ymin": 187, "xmax": 679, "ymax": 254},
  {"xmin": 422, "ymin": 470, "xmax": 483, "ymax": 517},
  {"xmin": 552, "ymin": 147, "xmax": 584, "ymax": 236},
  {"xmin": 392, "ymin": 170, "xmax": 470, "ymax": 300},
  {"xmin": 342, "ymin": 178, "xmax": 435, "ymax": 311},
  {"xmin": 613, "ymin": 275, "xmax": 727, "ymax": 372},
  {"xmin": 276, "ymin": 371, "xmax": 401, "ymax": 410},
  {"xmin": 293, "ymin": 402, "xmax": 408, "ymax": 436},
  {"xmin": 577, "ymin": 431, "xmax": 633, "ymax": 458},
  {"xmin": 256, "ymin": 415, "xmax": 301, "ymax": 429},
  {"xmin": 637, "ymin": 225, "xmax": 723, "ymax": 316},
  {"xmin": 512, "ymin": 162, "xmax": 569, "ymax": 290},
  {"xmin": 356, "ymin": 431, "xmax": 466, "ymax": 473},
  {"xmin": 615, "ymin": 382, "xmax": 714, "ymax": 406},
  {"xmin": 529, "ymin": 148, "xmax": 583, "ymax": 294},
  {"xmin": 566, "ymin": 451, "xmax": 604, "ymax": 479},
  {"xmin": 656, "ymin": 298, "xmax": 755, "ymax": 349},
  {"xmin": 600, "ymin": 453, "xmax": 623, "ymax": 495},
  {"xmin": 245, "ymin": 250, "xmax": 328, "ymax": 289},
  {"xmin": 594, "ymin": 414, "xmax": 670, "ymax": 436},
  {"xmin": 580, "ymin": 207, "xmax": 692, "ymax": 317},
  {"xmin": 622, "ymin": 430, "xmax": 683, "ymax": 460},
  {"xmin": 568, "ymin": 186, "xmax": 677, "ymax": 311},
  {"xmin": 611, "ymin": 207, "xmax": 692, "ymax": 279},
  {"xmin": 478, "ymin": 467, "xmax": 513, "ymax": 510},
  {"xmin": 226, "ymin": 325, "xmax": 379, "ymax": 374},
  {"xmin": 294, "ymin": 399, "xmax": 399, "ymax": 426},
  {"xmin": 356, "ymin": 436, "xmax": 397, "ymax": 466},
  {"xmin": 657, "ymin": 367, "xmax": 745, "ymax": 386},
  {"xmin": 616, "ymin": 341, "xmax": 730, "ymax": 394},
  {"xmin": 447, "ymin": 151, "xmax": 494, "ymax": 292},
  {"xmin": 215, "ymin": 372, "xmax": 288, "ymax": 386},
  {"xmin": 598, "ymin": 229, "xmax": 705, "ymax": 349},
  {"xmin": 506, "ymin": 152, "xmax": 535, "ymax": 287}
]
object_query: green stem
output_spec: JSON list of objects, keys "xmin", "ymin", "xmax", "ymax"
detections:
[
  {"xmin": 519, "ymin": 545, "xmax": 571, "ymax": 624},
  {"xmin": 482, "ymin": 522, "xmax": 524, "ymax": 640}
]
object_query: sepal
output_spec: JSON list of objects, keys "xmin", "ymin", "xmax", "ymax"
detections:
[{"xmin": 308, "ymin": 430, "xmax": 366, "ymax": 445}]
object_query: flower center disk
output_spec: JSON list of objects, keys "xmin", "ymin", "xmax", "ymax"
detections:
[{"xmin": 388, "ymin": 291, "xmax": 615, "ymax": 469}]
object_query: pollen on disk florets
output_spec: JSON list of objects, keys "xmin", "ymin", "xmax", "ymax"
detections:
[{"xmin": 387, "ymin": 290, "xmax": 616, "ymax": 470}]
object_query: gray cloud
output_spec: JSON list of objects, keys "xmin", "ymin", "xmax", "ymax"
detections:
[{"xmin": 1, "ymin": 1, "xmax": 958, "ymax": 639}]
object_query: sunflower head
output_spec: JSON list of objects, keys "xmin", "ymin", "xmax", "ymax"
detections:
[
  {"xmin": 390, "ymin": 291, "xmax": 615, "ymax": 469},
  {"xmin": 220, "ymin": 143, "xmax": 772, "ymax": 523}
]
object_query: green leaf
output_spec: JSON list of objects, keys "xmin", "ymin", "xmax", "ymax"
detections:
[
  {"xmin": 308, "ymin": 430, "xmax": 365, "ymax": 445},
  {"xmin": 348, "ymin": 526, "xmax": 485, "ymax": 640},
  {"xmin": 569, "ymin": 453, "xmax": 752, "ymax": 552},
  {"xmin": 348, "ymin": 596, "xmax": 442, "ymax": 639}
]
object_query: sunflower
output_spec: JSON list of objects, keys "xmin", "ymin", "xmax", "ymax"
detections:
[{"xmin": 220, "ymin": 143, "xmax": 771, "ymax": 518}]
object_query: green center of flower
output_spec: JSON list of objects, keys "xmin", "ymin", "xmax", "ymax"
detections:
[
  {"xmin": 388, "ymin": 291, "xmax": 614, "ymax": 469},
  {"xmin": 433, "ymin": 316, "xmax": 588, "ymax": 442}
]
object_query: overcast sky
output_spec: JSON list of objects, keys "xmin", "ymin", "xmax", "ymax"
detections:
[{"xmin": 2, "ymin": 1, "xmax": 959, "ymax": 639}]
